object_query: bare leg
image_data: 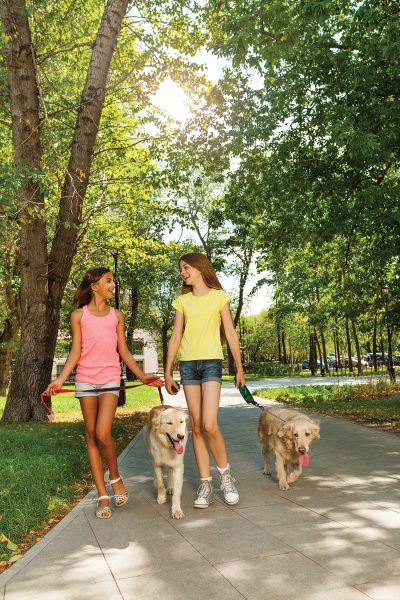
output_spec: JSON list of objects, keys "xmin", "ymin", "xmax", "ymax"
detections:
[
  {"xmin": 184, "ymin": 384, "xmax": 211, "ymax": 478},
  {"xmin": 80, "ymin": 396, "xmax": 108, "ymax": 510},
  {"xmin": 95, "ymin": 394, "xmax": 126, "ymax": 497},
  {"xmin": 201, "ymin": 381, "xmax": 228, "ymax": 468}
]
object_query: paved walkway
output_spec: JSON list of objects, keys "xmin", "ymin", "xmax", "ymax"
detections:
[{"xmin": 1, "ymin": 383, "xmax": 400, "ymax": 599}]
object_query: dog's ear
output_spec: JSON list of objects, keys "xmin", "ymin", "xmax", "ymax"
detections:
[
  {"xmin": 151, "ymin": 411, "xmax": 161, "ymax": 431},
  {"xmin": 311, "ymin": 420, "xmax": 320, "ymax": 440},
  {"xmin": 278, "ymin": 422, "xmax": 293, "ymax": 440}
]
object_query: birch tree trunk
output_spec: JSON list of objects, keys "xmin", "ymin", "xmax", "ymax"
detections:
[{"xmin": 1, "ymin": 0, "xmax": 129, "ymax": 421}]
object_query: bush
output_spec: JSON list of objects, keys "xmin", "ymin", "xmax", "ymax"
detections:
[
  {"xmin": 272, "ymin": 380, "xmax": 400, "ymax": 407},
  {"xmin": 243, "ymin": 361, "xmax": 300, "ymax": 377}
]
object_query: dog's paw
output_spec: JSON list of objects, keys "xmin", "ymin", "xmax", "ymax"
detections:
[
  {"xmin": 157, "ymin": 493, "xmax": 167, "ymax": 504},
  {"xmin": 167, "ymin": 488, "xmax": 173, "ymax": 495},
  {"xmin": 171, "ymin": 508, "xmax": 184, "ymax": 519},
  {"xmin": 263, "ymin": 467, "xmax": 271, "ymax": 475},
  {"xmin": 287, "ymin": 472, "xmax": 300, "ymax": 484},
  {"xmin": 279, "ymin": 480, "xmax": 289, "ymax": 491}
]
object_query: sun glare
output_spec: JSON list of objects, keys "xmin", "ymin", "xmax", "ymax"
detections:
[{"xmin": 152, "ymin": 78, "xmax": 191, "ymax": 122}]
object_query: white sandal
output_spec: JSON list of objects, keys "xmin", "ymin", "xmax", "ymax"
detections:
[
  {"xmin": 110, "ymin": 476, "xmax": 129, "ymax": 507},
  {"xmin": 96, "ymin": 495, "xmax": 112, "ymax": 519}
]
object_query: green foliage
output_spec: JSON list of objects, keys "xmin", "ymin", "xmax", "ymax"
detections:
[{"xmin": 243, "ymin": 361, "xmax": 299, "ymax": 377}]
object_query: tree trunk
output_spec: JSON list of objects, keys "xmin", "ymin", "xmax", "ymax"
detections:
[
  {"xmin": 2, "ymin": 0, "xmax": 129, "ymax": 421},
  {"xmin": 336, "ymin": 331, "xmax": 341, "ymax": 367},
  {"xmin": 161, "ymin": 323, "xmax": 169, "ymax": 371},
  {"xmin": 281, "ymin": 331, "xmax": 287, "ymax": 364},
  {"xmin": 351, "ymin": 319, "xmax": 362, "ymax": 376},
  {"xmin": 314, "ymin": 329, "xmax": 324, "ymax": 376},
  {"xmin": 0, "ymin": 318, "xmax": 19, "ymax": 395},
  {"xmin": 320, "ymin": 330, "xmax": 328, "ymax": 372},
  {"xmin": 345, "ymin": 319, "xmax": 353, "ymax": 373},
  {"xmin": 277, "ymin": 325, "xmax": 282, "ymax": 363},
  {"xmin": 126, "ymin": 286, "xmax": 140, "ymax": 381},
  {"xmin": 309, "ymin": 332, "xmax": 316, "ymax": 375},
  {"xmin": 372, "ymin": 317, "xmax": 378, "ymax": 372}
]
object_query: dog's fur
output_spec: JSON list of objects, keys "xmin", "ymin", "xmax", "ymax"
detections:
[
  {"xmin": 145, "ymin": 405, "xmax": 189, "ymax": 519},
  {"xmin": 258, "ymin": 408, "xmax": 320, "ymax": 490}
]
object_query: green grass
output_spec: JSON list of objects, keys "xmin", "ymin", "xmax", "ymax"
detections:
[
  {"xmin": 0, "ymin": 384, "xmax": 159, "ymax": 568},
  {"xmin": 254, "ymin": 382, "xmax": 400, "ymax": 425},
  {"xmin": 0, "ymin": 383, "xmax": 160, "ymax": 416}
]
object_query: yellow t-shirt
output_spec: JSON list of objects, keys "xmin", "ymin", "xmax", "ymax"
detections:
[{"xmin": 172, "ymin": 288, "xmax": 230, "ymax": 360}]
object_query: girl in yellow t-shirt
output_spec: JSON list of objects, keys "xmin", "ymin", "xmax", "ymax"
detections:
[{"xmin": 165, "ymin": 252, "xmax": 246, "ymax": 508}]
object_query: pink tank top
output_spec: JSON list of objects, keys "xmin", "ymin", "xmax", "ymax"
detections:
[{"xmin": 75, "ymin": 305, "xmax": 121, "ymax": 384}]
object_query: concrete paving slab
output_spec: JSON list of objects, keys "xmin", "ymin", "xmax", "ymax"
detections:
[
  {"xmin": 116, "ymin": 565, "xmax": 246, "ymax": 600},
  {"xmin": 299, "ymin": 539, "xmax": 400, "ymax": 585},
  {"xmin": 2, "ymin": 381, "xmax": 400, "ymax": 599},
  {"xmin": 215, "ymin": 552, "xmax": 358, "ymax": 600}
]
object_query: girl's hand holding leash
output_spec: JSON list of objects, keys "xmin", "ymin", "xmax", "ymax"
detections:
[
  {"xmin": 164, "ymin": 373, "xmax": 180, "ymax": 395},
  {"xmin": 140, "ymin": 374, "xmax": 164, "ymax": 387},
  {"xmin": 235, "ymin": 369, "xmax": 246, "ymax": 388},
  {"xmin": 43, "ymin": 378, "xmax": 64, "ymax": 396}
]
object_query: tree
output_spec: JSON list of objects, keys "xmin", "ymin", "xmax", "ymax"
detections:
[{"xmin": 1, "ymin": 0, "xmax": 130, "ymax": 421}]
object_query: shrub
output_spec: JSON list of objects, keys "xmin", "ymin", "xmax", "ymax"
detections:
[{"xmin": 243, "ymin": 361, "xmax": 300, "ymax": 377}]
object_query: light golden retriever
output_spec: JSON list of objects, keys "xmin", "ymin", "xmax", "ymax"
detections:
[
  {"xmin": 258, "ymin": 408, "xmax": 320, "ymax": 490},
  {"xmin": 145, "ymin": 405, "xmax": 189, "ymax": 519}
]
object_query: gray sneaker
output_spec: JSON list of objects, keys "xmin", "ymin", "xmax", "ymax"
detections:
[
  {"xmin": 194, "ymin": 479, "xmax": 214, "ymax": 508},
  {"xmin": 219, "ymin": 467, "xmax": 239, "ymax": 505}
]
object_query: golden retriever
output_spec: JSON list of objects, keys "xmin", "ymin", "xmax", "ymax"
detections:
[
  {"xmin": 258, "ymin": 408, "xmax": 320, "ymax": 490},
  {"xmin": 145, "ymin": 405, "xmax": 189, "ymax": 519}
]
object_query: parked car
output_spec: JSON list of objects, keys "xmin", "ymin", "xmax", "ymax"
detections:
[
  {"xmin": 302, "ymin": 359, "xmax": 322, "ymax": 369},
  {"xmin": 363, "ymin": 353, "xmax": 387, "ymax": 367}
]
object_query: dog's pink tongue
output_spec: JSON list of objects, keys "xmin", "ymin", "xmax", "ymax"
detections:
[
  {"xmin": 299, "ymin": 453, "xmax": 309, "ymax": 467},
  {"xmin": 173, "ymin": 440, "xmax": 184, "ymax": 455}
]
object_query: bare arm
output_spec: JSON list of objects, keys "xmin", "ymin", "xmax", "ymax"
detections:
[
  {"xmin": 221, "ymin": 303, "xmax": 246, "ymax": 387},
  {"xmin": 43, "ymin": 310, "xmax": 82, "ymax": 394},
  {"xmin": 116, "ymin": 310, "xmax": 163, "ymax": 386},
  {"xmin": 164, "ymin": 310, "xmax": 184, "ymax": 393}
]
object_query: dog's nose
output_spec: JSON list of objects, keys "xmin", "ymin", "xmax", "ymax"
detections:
[
  {"xmin": 298, "ymin": 447, "xmax": 306, "ymax": 454},
  {"xmin": 177, "ymin": 434, "xmax": 185, "ymax": 440}
]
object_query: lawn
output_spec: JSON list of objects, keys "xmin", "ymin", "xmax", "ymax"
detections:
[
  {"xmin": 0, "ymin": 384, "xmax": 159, "ymax": 570},
  {"xmin": 254, "ymin": 382, "xmax": 400, "ymax": 429}
]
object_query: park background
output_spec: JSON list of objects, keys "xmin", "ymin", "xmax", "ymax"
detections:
[{"xmin": 1, "ymin": 0, "xmax": 399, "ymax": 571}]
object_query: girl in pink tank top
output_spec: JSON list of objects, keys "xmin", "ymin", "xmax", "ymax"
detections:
[{"xmin": 44, "ymin": 267, "xmax": 163, "ymax": 519}]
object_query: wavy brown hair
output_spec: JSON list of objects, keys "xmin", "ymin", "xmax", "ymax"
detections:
[
  {"xmin": 179, "ymin": 252, "xmax": 224, "ymax": 294},
  {"xmin": 73, "ymin": 267, "xmax": 112, "ymax": 308}
]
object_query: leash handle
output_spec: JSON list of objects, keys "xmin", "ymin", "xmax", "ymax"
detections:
[{"xmin": 238, "ymin": 384, "xmax": 264, "ymax": 411}]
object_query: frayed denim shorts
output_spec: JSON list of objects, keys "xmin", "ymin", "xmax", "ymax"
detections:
[
  {"xmin": 179, "ymin": 359, "xmax": 222, "ymax": 385},
  {"xmin": 75, "ymin": 381, "xmax": 120, "ymax": 399}
]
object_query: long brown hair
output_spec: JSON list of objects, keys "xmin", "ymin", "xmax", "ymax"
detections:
[
  {"xmin": 73, "ymin": 267, "xmax": 112, "ymax": 308},
  {"xmin": 179, "ymin": 253, "xmax": 227, "ymax": 341},
  {"xmin": 179, "ymin": 252, "xmax": 224, "ymax": 294}
]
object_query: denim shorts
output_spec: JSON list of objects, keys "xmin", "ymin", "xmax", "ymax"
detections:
[
  {"xmin": 179, "ymin": 359, "xmax": 222, "ymax": 385},
  {"xmin": 75, "ymin": 381, "xmax": 120, "ymax": 399}
]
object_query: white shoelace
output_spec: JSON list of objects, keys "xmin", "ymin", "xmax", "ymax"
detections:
[
  {"xmin": 220, "ymin": 472, "xmax": 237, "ymax": 493},
  {"xmin": 196, "ymin": 480, "xmax": 212, "ymax": 498}
]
